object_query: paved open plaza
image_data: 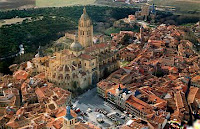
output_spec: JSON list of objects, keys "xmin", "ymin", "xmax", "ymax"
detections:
[{"xmin": 72, "ymin": 87, "xmax": 129, "ymax": 129}]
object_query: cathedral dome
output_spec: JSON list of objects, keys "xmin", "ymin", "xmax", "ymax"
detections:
[{"xmin": 70, "ymin": 37, "xmax": 83, "ymax": 51}]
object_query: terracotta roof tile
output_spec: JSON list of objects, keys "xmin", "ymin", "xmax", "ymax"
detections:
[
  {"xmin": 13, "ymin": 70, "xmax": 28, "ymax": 80},
  {"xmin": 188, "ymin": 86, "xmax": 199, "ymax": 104},
  {"xmin": 80, "ymin": 54, "xmax": 95, "ymax": 60}
]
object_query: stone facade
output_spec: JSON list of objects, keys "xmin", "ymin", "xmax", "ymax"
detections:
[{"xmin": 32, "ymin": 7, "xmax": 119, "ymax": 90}]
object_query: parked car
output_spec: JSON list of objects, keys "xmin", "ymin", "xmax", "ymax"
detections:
[
  {"xmin": 111, "ymin": 117, "xmax": 116, "ymax": 121},
  {"xmin": 116, "ymin": 112, "xmax": 121, "ymax": 117},
  {"xmin": 120, "ymin": 115, "xmax": 125, "ymax": 119},
  {"xmin": 75, "ymin": 108, "xmax": 81, "ymax": 113},
  {"xmin": 80, "ymin": 112, "xmax": 84, "ymax": 116},
  {"xmin": 72, "ymin": 106, "xmax": 77, "ymax": 110},
  {"xmin": 103, "ymin": 111, "xmax": 107, "ymax": 115},
  {"xmin": 84, "ymin": 112, "xmax": 89, "ymax": 117},
  {"xmin": 87, "ymin": 108, "xmax": 92, "ymax": 113}
]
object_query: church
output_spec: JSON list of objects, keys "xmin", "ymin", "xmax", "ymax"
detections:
[{"xmin": 32, "ymin": 7, "xmax": 119, "ymax": 90}]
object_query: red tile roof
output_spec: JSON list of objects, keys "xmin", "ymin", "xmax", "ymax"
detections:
[
  {"xmin": 106, "ymin": 84, "xmax": 125, "ymax": 95},
  {"xmin": 85, "ymin": 43, "xmax": 109, "ymax": 53},
  {"xmin": 188, "ymin": 86, "xmax": 199, "ymax": 104},
  {"xmin": 55, "ymin": 107, "xmax": 77, "ymax": 118},
  {"xmin": 192, "ymin": 75, "xmax": 200, "ymax": 82},
  {"xmin": 80, "ymin": 54, "xmax": 95, "ymax": 60},
  {"xmin": 126, "ymin": 95, "xmax": 152, "ymax": 114},
  {"xmin": 13, "ymin": 70, "xmax": 28, "ymax": 80}
]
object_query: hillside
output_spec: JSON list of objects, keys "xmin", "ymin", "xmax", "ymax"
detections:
[{"xmin": 0, "ymin": 6, "xmax": 137, "ymax": 74}]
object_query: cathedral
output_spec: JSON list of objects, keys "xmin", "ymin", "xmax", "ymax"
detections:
[{"xmin": 32, "ymin": 7, "xmax": 119, "ymax": 90}]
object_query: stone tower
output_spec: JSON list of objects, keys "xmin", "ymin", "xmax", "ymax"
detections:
[
  {"xmin": 150, "ymin": 3, "xmax": 156, "ymax": 23},
  {"xmin": 78, "ymin": 7, "xmax": 93, "ymax": 48},
  {"xmin": 141, "ymin": 4, "xmax": 150, "ymax": 21},
  {"xmin": 62, "ymin": 106, "xmax": 76, "ymax": 129},
  {"xmin": 139, "ymin": 26, "xmax": 144, "ymax": 42}
]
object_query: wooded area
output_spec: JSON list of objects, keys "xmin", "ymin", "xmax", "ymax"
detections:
[{"xmin": 0, "ymin": 6, "xmax": 199, "ymax": 74}]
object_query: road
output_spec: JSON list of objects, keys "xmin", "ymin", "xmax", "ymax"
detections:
[{"xmin": 0, "ymin": 44, "xmax": 24, "ymax": 61}]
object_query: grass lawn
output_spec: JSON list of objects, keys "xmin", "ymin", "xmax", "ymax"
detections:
[
  {"xmin": 36, "ymin": 0, "xmax": 95, "ymax": 7},
  {"xmin": 120, "ymin": 61, "xmax": 130, "ymax": 67}
]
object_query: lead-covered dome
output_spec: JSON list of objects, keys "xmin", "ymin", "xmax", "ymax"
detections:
[
  {"xmin": 70, "ymin": 41, "xmax": 83, "ymax": 51},
  {"xmin": 70, "ymin": 35, "xmax": 83, "ymax": 51}
]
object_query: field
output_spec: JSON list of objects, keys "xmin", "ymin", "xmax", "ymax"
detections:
[
  {"xmin": 2, "ymin": 0, "xmax": 200, "ymax": 14},
  {"xmin": 36, "ymin": 0, "xmax": 96, "ymax": 7},
  {"xmin": 36, "ymin": 0, "xmax": 131, "ymax": 8},
  {"xmin": 152, "ymin": 0, "xmax": 200, "ymax": 13},
  {"xmin": 0, "ymin": 0, "xmax": 35, "ymax": 10},
  {"xmin": 0, "ymin": 17, "xmax": 30, "ymax": 27},
  {"xmin": 0, "ymin": 0, "xmax": 96, "ymax": 10},
  {"xmin": 0, "ymin": 0, "xmax": 136, "ymax": 10}
]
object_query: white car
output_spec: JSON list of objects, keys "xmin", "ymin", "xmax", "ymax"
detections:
[
  {"xmin": 120, "ymin": 115, "xmax": 125, "ymax": 119},
  {"xmin": 87, "ymin": 108, "xmax": 92, "ymax": 113}
]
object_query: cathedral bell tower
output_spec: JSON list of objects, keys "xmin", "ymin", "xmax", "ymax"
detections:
[{"xmin": 78, "ymin": 7, "xmax": 93, "ymax": 48}]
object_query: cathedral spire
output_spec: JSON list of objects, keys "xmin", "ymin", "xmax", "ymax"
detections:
[
  {"xmin": 66, "ymin": 106, "xmax": 70, "ymax": 116},
  {"xmin": 152, "ymin": 3, "xmax": 156, "ymax": 14},
  {"xmin": 83, "ymin": 7, "xmax": 87, "ymax": 14},
  {"xmin": 65, "ymin": 106, "xmax": 73, "ymax": 120},
  {"xmin": 118, "ymin": 84, "xmax": 122, "ymax": 90}
]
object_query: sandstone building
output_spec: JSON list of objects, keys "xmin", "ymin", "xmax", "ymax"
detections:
[{"xmin": 32, "ymin": 7, "xmax": 119, "ymax": 90}]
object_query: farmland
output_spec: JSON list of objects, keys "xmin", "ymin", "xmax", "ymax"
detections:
[
  {"xmin": 152, "ymin": 0, "xmax": 200, "ymax": 14},
  {"xmin": 36, "ymin": 0, "xmax": 96, "ymax": 7},
  {"xmin": 0, "ymin": 0, "xmax": 35, "ymax": 10}
]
